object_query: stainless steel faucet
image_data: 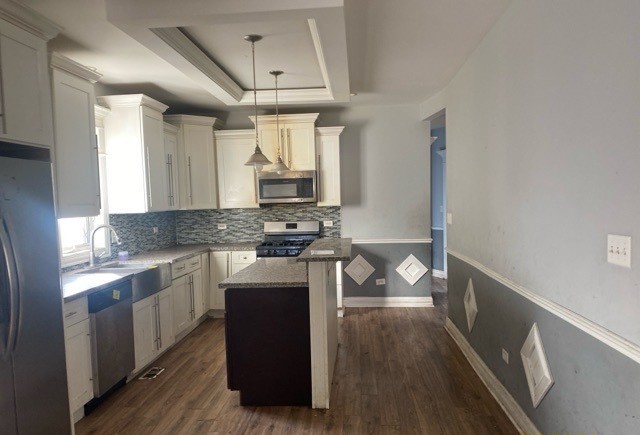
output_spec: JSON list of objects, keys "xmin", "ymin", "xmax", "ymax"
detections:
[{"xmin": 90, "ymin": 224, "xmax": 122, "ymax": 266}]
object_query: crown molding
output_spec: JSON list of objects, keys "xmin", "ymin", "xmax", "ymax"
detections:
[
  {"xmin": 163, "ymin": 122, "xmax": 180, "ymax": 134},
  {"xmin": 164, "ymin": 114, "xmax": 225, "ymax": 129},
  {"xmin": 213, "ymin": 129, "xmax": 255, "ymax": 139},
  {"xmin": 97, "ymin": 94, "xmax": 169, "ymax": 113},
  {"xmin": 239, "ymin": 88, "xmax": 333, "ymax": 105},
  {"xmin": 151, "ymin": 27, "xmax": 244, "ymax": 102},
  {"xmin": 50, "ymin": 52, "xmax": 102, "ymax": 83},
  {"xmin": 308, "ymin": 18, "xmax": 332, "ymax": 98},
  {"xmin": 93, "ymin": 104, "xmax": 111, "ymax": 121},
  {"xmin": 249, "ymin": 113, "xmax": 320, "ymax": 126},
  {"xmin": 0, "ymin": 0, "xmax": 61, "ymax": 41},
  {"xmin": 316, "ymin": 126, "xmax": 345, "ymax": 136}
]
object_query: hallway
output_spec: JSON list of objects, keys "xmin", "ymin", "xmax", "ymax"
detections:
[{"xmin": 76, "ymin": 278, "xmax": 515, "ymax": 434}]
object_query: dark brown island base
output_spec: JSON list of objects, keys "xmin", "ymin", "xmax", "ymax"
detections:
[{"xmin": 219, "ymin": 238, "xmax": 351, "ymax": 408}]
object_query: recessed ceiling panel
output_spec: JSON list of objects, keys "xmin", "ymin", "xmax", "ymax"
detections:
[{"xmin": 180, "ymin": 20, "xmax": 325, "ymax": 90}]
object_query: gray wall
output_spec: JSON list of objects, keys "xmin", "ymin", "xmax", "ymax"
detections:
[
  {"xmin": 344, "ymin": 243, "xmax": 431, "ymax": 297},
  {"xmin": 448, "ymin": 254, "xmax": 640, "ymax": 433},
  {"xmin": 441, "ymin": 0, "xmax": 640, "ymax": 345}
]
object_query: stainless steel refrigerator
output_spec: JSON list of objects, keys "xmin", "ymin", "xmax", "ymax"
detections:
[{"xmin": 0, "ymin": 142, "xmax": 71, "ymax": 434}]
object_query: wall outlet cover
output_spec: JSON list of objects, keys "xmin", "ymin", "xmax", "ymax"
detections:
[
  {"xmin": 502, "ymin": 348, "xmax": 509, "ymax": 364},
  {"xmin": 375, "ymin": 278, "xmax": 386, "ymax": 285},
  {"xmin": 218, "ymin": 223, "xmax": 228, "ymax": 230},
  {"xmin": 323, "ymin": 220, "xmax": 334, "ymax": 227}
]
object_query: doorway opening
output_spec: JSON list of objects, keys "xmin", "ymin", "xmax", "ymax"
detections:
[{"xmin": 430, "ymin": 112, "xmax": 446, "ymax": 279}]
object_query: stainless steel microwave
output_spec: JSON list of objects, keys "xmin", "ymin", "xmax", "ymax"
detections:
[{"xmin": 257, "ymin": 170, "xmax": 317, "ymax": 204}]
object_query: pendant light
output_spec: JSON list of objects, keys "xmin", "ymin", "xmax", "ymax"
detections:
[
  {"xmin": 269, "ymin": 70, "xmax": 290, "ymax": 174},
  {"xmin": 243, "ymin": 34, "xmax": 271, "ymax": 172}
]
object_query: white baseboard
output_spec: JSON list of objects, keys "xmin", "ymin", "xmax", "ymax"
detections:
[
  {"xmin": 444, "ymin": 318, "xmax": 538, "ymax": 435},
  {"xmin": 343, "ymin": 296, "xmax": 434, "ymax": 308},
  {"xmin": 432, "ymin": 269, "xmax": 447, "ymax": 279}
]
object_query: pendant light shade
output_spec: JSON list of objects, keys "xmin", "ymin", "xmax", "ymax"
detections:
[
  {"xmin": 244, "ymin": 34, "xmax": 271, "ymax": 171},
  {"xmin": 269, "ymin": 70, "xmax": 290, "ymax": 174}
]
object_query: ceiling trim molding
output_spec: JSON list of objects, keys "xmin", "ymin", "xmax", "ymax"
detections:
[
  {"xmin": 97, "ymin": 94, "xmax": 169, "ymax": 113},
  {"xmin": 50, "ymin": 52, "xmax": 102, "ymax": 83},
  {"xmin": 0, "ymin": 0, "xmax": 61, "ymax": 41},
  {"xmin": 308, "ymin": 18, "xmax": 332, "ymax": 98},
  {"xmin": 239, "ymin": 88, "xmax": 332, "ymax": 105},
  {"xmin": 151, "ymin": 27, "xmax": 244, "ymax": 102}
]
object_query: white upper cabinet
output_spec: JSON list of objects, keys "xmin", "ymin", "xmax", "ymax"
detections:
[
  {"xmin": 251, "ymin": 113, "xmax": 318, "ymax": 171},
  {"xmin": 316, "ymin": 127, "xmax": 344, "ymax": 207},
  {"xmin": 0, "ymin": 3, "xmax": 59, "ymax": 147},
  {"xmin": 164, "ymin": 115, "xmax": 223, "ymax": 210},
  {"xmin": 97, "ymin": 94, "xmax": 169, "ymax": 213},
  {"xmin": 214, "ymin": 130, "xmax": 259, "ymax": 209},
  {"xmin": 50, "ymin": 53, "xmax": 102, "ymax": 218},
  {"xmin": 163, "ymin": 122, "xmax": 179, "ymax": 210}
]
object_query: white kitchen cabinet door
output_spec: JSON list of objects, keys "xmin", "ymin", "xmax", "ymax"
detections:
[
  {"xmin": 0, "ymin": 19, "xmax": 54, "ymax": 147},
  {"xmin": 157, "ymin": 287, "xmax": 174, "ymax": 353},
  {"xmin": 51, "ymin": 68, "xmax": 100, "ymax": 218},
  {"xmin": 215, "ymin": 130, "xmax": 259, "ymax": 209},
  {"xmin": 141, "ymin": 107, "xmax": 167, "ymax": 212},
  {"xmin": 210, "ymin": 251, "xmax": 231, "ymax": 309},
  {"xmin": 316, "ymin": 127, "xmax": 344, "ymax": 206},
  {"xmin": 284, "ymin": 123, "xmax": 316, "ymax": 171},
  {"xmin": 98, "ymin": 94, "xmax": 169, "ymax": 213},
  {"xmin": 172, "ymin": 275, "xmax": 192, "ymax": 336},
  {"xmin": 192, "ymin": 269, "xmax": 204, "ymax": 320},
  {"xmin": 64, "ymin": 318, "xmax": 93, "ymax": 412},
  {"xmin": 133, "ymin": 295, "xmax": 156, "ymax": 373},
  {"xmin": 257, "ymin": 124, "xmax": 280, "ymax": 164},
  {"xmin": 163, "ymin": 123, "xmax": 179, "ymax": 210},
  {"xmin": 168, "ymin": 118, "xmax": 220, "ymax": 210},
  {"xmin": 231, "ymin": 250, "xmax": 257, "ymax": 275}
]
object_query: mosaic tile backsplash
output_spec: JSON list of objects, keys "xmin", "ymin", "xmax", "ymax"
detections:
[
  {"xmin": 176, "ymin": 205, "xmax": 341, "ymax": 244},
  {"xmin": 109, "ymin": 211, "xmax": 177, "ymax": 255}
]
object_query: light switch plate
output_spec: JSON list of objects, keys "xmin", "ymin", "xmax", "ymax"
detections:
[
  {"xmin": 376, "ymin": 278, "xmax": 386, "ymax": 285},
  {"xmin": 607, "ymin": 234, "xmax": 631, "ymax": 267},
  {"xmin": 218, "ymin": 223, "xmax": 228, "ymax": 230},
  {"xmin": 323, "ymin": 220, "xmax": 334, "ymax": 227},
  {"xmin": 446, "ymin": 212, "xmax": 453, "ymax": 225}
]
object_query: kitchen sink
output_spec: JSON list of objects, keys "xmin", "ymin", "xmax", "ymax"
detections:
[{"xmin": 79, "ymin": 262, "xmax": 172, "ymax": 302}]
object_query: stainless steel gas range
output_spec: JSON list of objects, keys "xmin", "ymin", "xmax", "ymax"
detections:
[{"xmin": 255, "ymin": 221, "xmax": 320, "ymax": 258}]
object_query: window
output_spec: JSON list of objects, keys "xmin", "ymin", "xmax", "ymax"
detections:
[{"xmin": 58, "ymin": 122, "xmax": 110, "ymax": 267}]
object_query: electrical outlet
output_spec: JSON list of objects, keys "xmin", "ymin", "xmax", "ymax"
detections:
[
  {"xmin": 218, "ymin": 223, "xmax": 228, "ymax": 230},
  {"xmin": 607, "ymin": 234, "xmax": 631, "ymax": 268},
  {"xmin": 323, "ymin": 220, "xmax": 334, "ymax": 227},
  {"xmin": 502, "ymin": 349, "xmax": 509, "ymax": 364},
  {"xmin": 446, "ymin": 212, "xmax": 453, "ymax": 225},
  {"xmin": 376, "ymin": 278, "xmax": 386, "ymax": 285},
  {"xmin": 152, "ymin": 227, "xmax": 158, "ymax": 234}
]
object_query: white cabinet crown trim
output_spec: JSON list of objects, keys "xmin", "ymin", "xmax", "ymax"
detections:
[
  {"xmin": 249, "ymin": 113, "xmax": 319, "ymax": 125},
  {"xmin": 163, "ymin": 122, "xmax": 179, "ymax": 134},
  {"xmin": 50, "ymin": 52, "xmax": 102, "ymax": 83},
  {"xmin": 98, "ymin": 94, "xmax": 168, "ymax": 113},
  {"xmin": 0, "ymin": 0, "xmax": 60, "ymax": 40},
  {"xmin": 316, "ymin": 126, "xmax": 345, "ymax": 136},
  {"xmin": 213, "ymin": 129, "xmax": 254, "ymax": 139},
  {"xmin": 94, "ymin": 105, "xmax": 110, "ymax": 125},
  {"xmin": 164, "ymin": 114, "xmax": 224, "ymax": 129}
]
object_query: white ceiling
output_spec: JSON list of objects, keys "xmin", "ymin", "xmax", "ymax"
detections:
[{"xmin": 21, "ymin": 0, "xmax": 511, "ymax": 112}]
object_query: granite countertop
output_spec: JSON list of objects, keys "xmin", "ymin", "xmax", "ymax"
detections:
[
  {"xmin": 296, "ymin": 238, "xmax": 352, "ymax": 262},
  {"xmin": 62, "ymin": 272, "xmax": 133, "ymax": 301},
  {"xmin": 219, "ymin": 258, "xmax": 308, "ymax": 288},
  {"xmin": 122, "ymin": 242, "xmax": 261, "ymax": 264}
]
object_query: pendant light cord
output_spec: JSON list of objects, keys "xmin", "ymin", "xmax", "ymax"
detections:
[
  {"xmin": 275, "ymin": 73, "xmax": 280, "ymax": 158},
  {"xmin": 251, "ymin": 40, "xmax": 259, "ymax": 150}
]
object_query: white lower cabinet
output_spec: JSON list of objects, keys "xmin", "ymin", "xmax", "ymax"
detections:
[
  {"xmin": 132, "ymin": 287, "xmax": 174, "ymax": 373},
  {"xmin": 210, "ymin": 250, "xmax": 256, "ymax": 310},
  {"xmin": 63, "ymin": 298, "xmax": 93, "ymax": 414},
  {"xmin": 172, "ymin": 255, "xmax": 205, "ymax": 336}
]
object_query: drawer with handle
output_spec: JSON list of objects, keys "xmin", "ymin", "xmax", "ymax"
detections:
[
  {"xmin": 172, "ymin": 255, "xmax": 202, "ymax": 278},
  {"xmin": 63, "ymin": 296, "xmax": 89, "ymax": 328},
  {"xmin": 231, "ymin": 251, "xmax": 256, "ymax": 265}
]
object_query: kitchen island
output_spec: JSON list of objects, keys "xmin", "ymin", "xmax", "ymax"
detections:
[{"xmin": 219, "ymin": 238, "xmax": 351, "ymax": 409}]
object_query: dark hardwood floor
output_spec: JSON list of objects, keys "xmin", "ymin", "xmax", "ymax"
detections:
[{"xmin": 76, "ymin": 278, "xmax": 516, "ymax": 434}]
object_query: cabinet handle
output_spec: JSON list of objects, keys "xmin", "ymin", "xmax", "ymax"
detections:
[
  {"xmin": 226, "ymin": 253, "xmax": 231, "ymax": 277},
  {"xmin": 189, "ymin": 260, "xmax": 199, "ymax": 267},
  {"xmin": 155, "ymin": 296, "xmax": 162, "ymax": 350},
  {"xmin": 94, "ymin": 142, "xmax": 101, "ymax": 207},
  {"xmin": 187, "ymin": 156, "xmax": 193, "ymax": 205},
  {"xmin": 287, "ymin": 128, "xmax": 292, "ymax": 168},
  {"xmin": 280, "ymin": 128, "xmax": 286, "ymax": 159},
  {"xmin": 64, "ymin": 311, "xmax": 77, "ymax": 318},
  {"xmin": 316, "ymin": 154, "xmax": 321, "ymax": 202},
  {"xmin": 166, "ymin": 154, "xmax": 173, "ymax": 207},
  {"xmin": 145, "ymin": 147, "xmax": 153, "ymax": 208},
  {"xmin": 175, "ymin": 264, "xmax": 186, "ymax": 271}
]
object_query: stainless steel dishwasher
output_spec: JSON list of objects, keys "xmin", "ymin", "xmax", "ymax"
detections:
[{"xmin": 88, "ymin": 279, "xmax": 135, "ymax": 398}]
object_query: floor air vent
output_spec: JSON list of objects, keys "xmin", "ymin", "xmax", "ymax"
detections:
[{"xmin": 139, "ymin": 367, "xmax": 165, "ymax": 380}]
